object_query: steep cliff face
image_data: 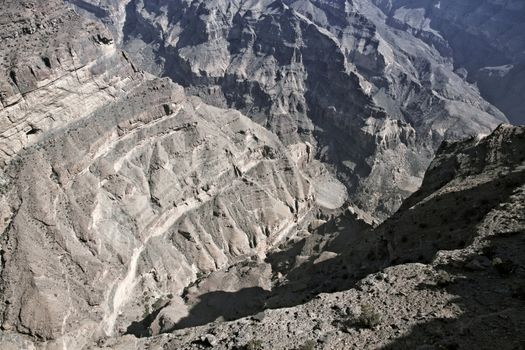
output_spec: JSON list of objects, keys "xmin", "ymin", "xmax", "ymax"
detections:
[
  {"xmin": 0, "ymin": 1, "xmax": 522, "ymax": 350},
  {"xmin": 66, "ymin": 0, "xmax": 507, "ymax": 219},
  {"xmin": 371, "ymin": 0, "xmax": 525, "ymax": 124},
  {"xmin": 0, "ymin": 0, "xmax": 143, "ymax": 167},
  {"xmin": 355, "ymin": 124, "xmax": 525, "ymax": 268}
]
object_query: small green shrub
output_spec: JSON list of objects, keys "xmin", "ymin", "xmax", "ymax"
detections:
[
  {"xmin": 435, "ymin": 270, "xmax": 454, "ymax": 287},
  {"xmin": 244, "ymin": 339, "xmax": 264, "ymax": 350},
  {"xmin": 356, "ymin": 304, "xmax": 381, "ymax": 329},
  {"xmin": 298, "ymin": 340, "xmax": 316, "ymax": 350}
]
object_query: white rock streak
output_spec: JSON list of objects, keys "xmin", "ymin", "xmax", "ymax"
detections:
[{"xmin": 101, "ymin": 190, "xmax": 214, "ymax": 335}]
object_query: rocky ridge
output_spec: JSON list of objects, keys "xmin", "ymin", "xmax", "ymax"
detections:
[
  {"xmin": 371, "ymin": 0, "xmax": 525, "ymax": 125},
  {"xmin": 0, "ymin": 0, "xmax": 142, "ymax": 166}
]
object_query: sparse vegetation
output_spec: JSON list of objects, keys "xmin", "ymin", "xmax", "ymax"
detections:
[
  {"xmin": 354, "ymin": 303, "xmax": 382, "ymax": 329},
  {"xmin": 435, "ymin": 270, "xmax": 455, "ymax": 286},
  {"xmin": 492, "ymin": 257, "xmax": 515, "ymax": 276},
  {"xmin": 243, "ymin": 339, "xmax": 264, "ymax": 350},
  {"xmin": 142, "ymin": 304, "xmax": 150, "ymax": 318},
  {"xmin": 296, "ymin": 339, "xmax": 317, "ymax": 350},
  {"xmin": 152, "ymin": 297, "xmax": 166, "ymax": 310}
]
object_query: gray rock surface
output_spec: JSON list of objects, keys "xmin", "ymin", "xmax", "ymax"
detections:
[
  {"xmin": 0, "ymin": 1, "xmax": 523, "ymax": 350},
  {"xmin": 66, "ymin": 0, "xmax": 509, "ymax": 219},
  {"xmin": 83, "ymin": 124, "xmax": 524, "ymax": 350},
  {"xmin": 371, "ymin": 0, "xmax": 525, "ymax": 125},
  {"xmin": 0, "ymin": 0, "xmax": 143, "ymax": 166},
  {"xmin": 0, "ymin": 0, "xmax": 349, "ymax": 347}
]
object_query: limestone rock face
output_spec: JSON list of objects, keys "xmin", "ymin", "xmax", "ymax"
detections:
[
  {"xmin": 0, "ymin": 1, "xmax": 522, "ymax": 350},
  {"xmin": 66, "ymin": 0, "xmax": 508, "ymax": 219},
  {"xmin": 350, "ymin": 124, "xmax": 525, "ymax": 270},
  {"xmin": 0, "ymin": 0, "xmax": 143, "ymax": 167},
  {"xmin": 0, "ymin": 79, "xmax": 315, "ymax": 341}
]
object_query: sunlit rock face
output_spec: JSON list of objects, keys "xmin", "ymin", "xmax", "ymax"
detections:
[
  {"xmin": 71, "ymin": 127, "xmax": 525, "ymax": 350},
  {"xmin": 0, "ymin": 79, "xmax": 318, "ymax": 340},
  {"xmin": 0, "ymin": 0, "xmax": 142, "ymax": 167},
  {"xmin": 67, "ymin": 0, "xmax": 508, "ymax": 219}
]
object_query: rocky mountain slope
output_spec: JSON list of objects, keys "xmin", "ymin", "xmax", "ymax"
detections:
[
  {"xmin": 372, "ymin": 0, "xmax": 525, "ymax": 125},
  {"xmin": 85, "ymin": 124, "xmax": 525, "ymax": 350},
  {"xmin": 66, "ymin": 0, "xmax": 509, "ymax": 219},
  {"xmin": 0, "ymin": 1, "xmax": 357, "ymax": 348},
  {"xmin": 0, "ymin": 0, "xmax": 142, "ymax": 166},
  {"xmin": 0, "ymin": 1, "xmax": 523, "ymax": 350}
]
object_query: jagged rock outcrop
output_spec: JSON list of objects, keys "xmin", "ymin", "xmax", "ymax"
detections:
[
  {"xmin": 88, "ymin": 125, "xmax": 524, "ymax": 350},
  {"xmin": 350, "ymin": 124, "xmax": 525, "ymax": 268},
  {"xmin": 66, "ymin": 0, "xmax": 508, "ymax": 219}
]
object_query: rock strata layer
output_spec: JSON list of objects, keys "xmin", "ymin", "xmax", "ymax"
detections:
[
  {"xmin": 372, "ymin": 0, "xmax": 525, "ymax": 125},
  {"xmin": 0, "ymin": 1, "xmax": 523, "ymax": 350}
]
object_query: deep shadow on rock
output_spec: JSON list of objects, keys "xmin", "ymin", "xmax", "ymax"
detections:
[
  {"xmin": 173, "ymin": 287, "xmax": 271, "ymax": 330},
  {"xmin": 126, "ymin": 304, "xmax": 166, "ymax": 337},
  {"xmin": 381, "ymin": 230, "xmax": 525, "ymax": 350},
  {"xmin": 165, "ymin": 139, "xmax": 525, "ymax": 337}
]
